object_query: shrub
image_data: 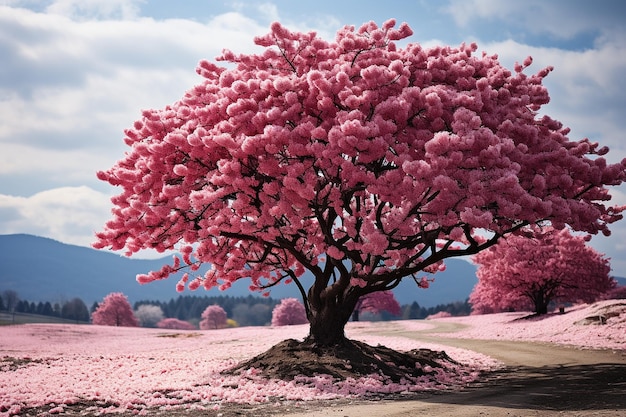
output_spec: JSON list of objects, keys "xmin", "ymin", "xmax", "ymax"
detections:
[
  {"xmin": 271, "ymin": 298, "xmax": 308, "ymax": 326},
  {"xmin": 157, "ymin": 318, "xmax": 196, "ymax": 330}
]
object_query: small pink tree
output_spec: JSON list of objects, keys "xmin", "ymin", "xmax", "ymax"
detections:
[
  {"xmin": 157, "ymin": 318, "xmax": 196, "ymax": 330},
  {"xmin": 271, "ymin": 298, "xmax": 308, "ymax": 326},
  {"xmin": 352, "ymin": 291, "xmax": 401, "ymax": 321},
  {"xmin": 92, "ymin": 292, "xmax": 139, "ymax": 327},
  {"xmin": 199, "ymin": 305, "xmax": 228, "ymax": 330},
  {"xmin": 470, "ymin": 227, "xmax": 616, "ymax": 315}
]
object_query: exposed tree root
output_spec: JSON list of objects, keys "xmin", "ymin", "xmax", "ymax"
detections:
[{"xmin": 224, "ymin": 338, "xmax": 458, "ymax": 383}]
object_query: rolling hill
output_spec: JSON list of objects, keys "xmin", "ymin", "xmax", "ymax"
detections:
[{"xmin": 0, "ymin": 234, "xmax": 485, "ymax": 307}]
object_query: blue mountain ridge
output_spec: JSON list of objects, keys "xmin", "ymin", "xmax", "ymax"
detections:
[{"xmin": 2, "ymin": 234, "xmax": 622, "ymax": 308}]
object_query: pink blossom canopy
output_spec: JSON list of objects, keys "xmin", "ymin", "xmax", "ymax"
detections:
[
  {"xmin": 199, "ymin": 304, "xmax": 228, "ymax": 330},
  {"xmin": 271, "ymin": 298, "xmax": 308, "ymax": 326},
  {"xmin": 94, "ymin": 19, "xmax": 626, "ymax": 299},
  {"xmin": 356, "ymin": 291, "xmax": 402, "ymax": 316},
  {"xmin": 92, "ymin": 292, "xmax": 139, "ymax": 327},
  {"xmin": 470, "ymin": 227, "xmax": 616, "ymax": 314}
]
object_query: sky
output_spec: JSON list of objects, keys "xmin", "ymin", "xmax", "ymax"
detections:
[{"xmin": 1, "ymin": 0, "xmax": 625, "ymax": 276}]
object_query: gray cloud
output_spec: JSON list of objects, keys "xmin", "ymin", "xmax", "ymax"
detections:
[{"xmin": 444, "ymin": 0, "xmax": 626, "ymax": 41}]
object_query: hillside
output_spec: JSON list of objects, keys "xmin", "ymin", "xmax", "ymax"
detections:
[{"xmin": 0, "ymin": 234, "xmax": 485, "ymax": 307}]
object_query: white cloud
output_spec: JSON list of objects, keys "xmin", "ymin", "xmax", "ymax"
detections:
[
  {"xmin": 0, "ymin": 185, "xmax": 176, "ymax": 259},
  {"xmin": 443, "ymin": 0, "xmax": 513, "ymax": 27},
  {"xmin": 444, "ymin": 0, "xmax": 626, "ymax": 40},
  {"xmin": 0, "ymin": 6, "xmax": 269, "ymax": 177},
  {"xmin": 0, "ymin": 186, "xmax": 112, "ymax": 247},
  {"xmin": 0, "ymin": 4, "xmax": 331, "ymax": 187},
  {"xmin": 45, "ymin": 0, "xmax": 144, "ymax": 20},
  {"xmin": 0, "ymin": 4, "xmax": 336, "ymax": 181},
  {"xmin": 256, "ymin": 2, "xmax": 280, "ymax": 22}
]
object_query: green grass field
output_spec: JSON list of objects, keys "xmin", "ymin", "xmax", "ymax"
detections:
[{"xmin": 0, "ymin": 311, "xmax": 90, "ymax": 325}]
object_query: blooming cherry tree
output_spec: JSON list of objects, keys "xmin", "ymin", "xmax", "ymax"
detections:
[
  {"xmin": 352, "ymin": 291, "xmax": 401, "ymax": 321},
  {"xmin": 199, "ymin": 305, "xmax": 228, "ymax": 330},
  {"xmin": 92, "ymin": 292, "xmax": 139, "ymax": 327},
  {"xmin": 272, "ymin": 298, "xmax": 308, "ymax": 326},
  {"xmin": 94, "ymin": 20, "xmax": 625, "ymax": 346},
  {"xmin": 470, "ymin": 227, "xmax": 616, "ymax": 315}
]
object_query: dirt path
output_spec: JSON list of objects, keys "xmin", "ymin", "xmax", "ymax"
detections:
[{"xmin": 279, "ymin": 321, "xmax": 626, "ymax": 417}]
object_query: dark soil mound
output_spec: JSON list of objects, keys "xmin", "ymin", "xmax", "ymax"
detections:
[{"xmin": 224, "ymin": 337, "xmax": 458, "ymax": 382}]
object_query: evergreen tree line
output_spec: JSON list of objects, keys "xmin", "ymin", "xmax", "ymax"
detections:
[
  {"xmin": 2, "ymin": 289, "xmax": 471, "ymax": 326},
  {"xmin": 0, "ymin": 290, "xmax": 90, "ymax": 322},
  {"xmin": 133, "ymin": 294, "xmax": 281, "ymax": 327},
  {"xmin": 401, "ymin": 300, "xmax": 471, "ymax": 319},
  {"xmin": 133, "ymin": 295, "xmax": 472, "ymax": 326}
]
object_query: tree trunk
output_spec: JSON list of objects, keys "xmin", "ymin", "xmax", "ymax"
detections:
[
  {"xmin": 306, "ymin": 298, "xmax": 356, "ymax": 346},
  {"xmin": 304, "ymin": 269, "xmax": 363, "ymax": 346},
  {"xmin": 534, "ymin": 303, "xmax": 548, "ymax": 315},
  {"xmin": 532, "ymin": 292, "xmax": 549, "ymax": 315}
]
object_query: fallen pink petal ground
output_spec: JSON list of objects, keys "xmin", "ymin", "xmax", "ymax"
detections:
[
  {"xmin": 423, "ymin": 299, "xmax": 626, "ymax": 350},
  {"xmin": 1, "ymin": 300, "xmax": 623, "ymax": 415}
]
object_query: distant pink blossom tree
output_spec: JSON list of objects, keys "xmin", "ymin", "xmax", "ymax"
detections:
[
  {"xmin": 602, "ymin": 286, "xmax": 626, "ymax": 300},
  {"xmin": 94, "ymin": 20, "xmax": 626, "ymax": 347},
  {"xmin": 92, "ymin": 292, "xmax": 139, "ymax": 327},
  {"xmin": 352, "ymin": 291, "xmax": 401, "ymax": 321},
  {"xmin": 199, "ymin": 305, "xmax": 228, "ymax": 330},
  {"xmin": 272, "ymin": 298, "xmax": 308, "ymax": 326},
  {"xmin": 157, "ymin": 318, "xmax": 196, "ymax": 330},
  {"xmin": 470, "ymin": 227, "xmax": 616, "ymax": 315}
]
